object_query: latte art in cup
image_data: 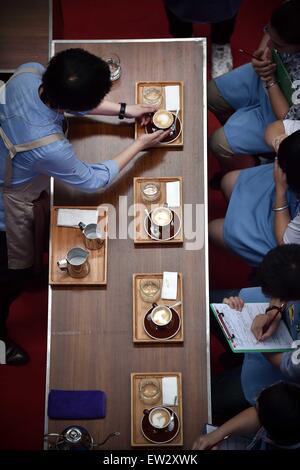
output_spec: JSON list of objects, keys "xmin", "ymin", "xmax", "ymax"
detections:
[
  {"xmin": 151, "ymin": 305, "xmax": 172, "ymax": 326},
  {"xmin": 151, "ymin": 207, "xmax": 172, "ymax": 226},
  {"xmin": 149, "ymin": 407, "xmax": 171, "ymax": 429},
  {"xmin": 153, "ymin": 110, "xmax": 174, "ymax": 129}
]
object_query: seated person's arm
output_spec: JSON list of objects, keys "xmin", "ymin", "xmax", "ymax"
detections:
[
  {"xmin": 252, "ymin": 46, "xmax": 289, "ymax": 119},
  {"xmin": 266, "ymin": 80, "xmax": 290, "ymax": 120},
  {"xmin": 257, "ymin": 31, "xmax": 270, "ymax": 53},
  {"xmin": 265, "ymin": 120, "xmax": 286, "ymax": 151},
  {"xmin": 263, "ymin": 352, "xmax": 282, "ymax": 368},
  {"xmin": 193, "ymin": 408, "xmax": 260, "ymax": 450},
  {"xmin": 273, "ymin": 160, "xmax": 290, "ymax": 244},
  {"xmin": 265, "ymin": 349, "xmax": 300, "ymax": 382}
]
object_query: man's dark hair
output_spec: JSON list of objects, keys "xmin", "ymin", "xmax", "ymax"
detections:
[
  {"xmin": 257, "ymin": 382, "xmax": 300, "ymax": 446},
  {"xmin": 271, "ymin": 0, "xmax": 300, "ymax": 45},
  {"xmin": 256, "ymin": 244, "xmax": 300, "ymax": 300},
  {"xmin": 41, "ymin": 48, "xmax": 111, "ymax": 111},
  {"xmin": 277, "ymin": 130, "xmax": 300, "ymax": 194}
]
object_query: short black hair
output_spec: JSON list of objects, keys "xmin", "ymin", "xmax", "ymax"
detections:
[
  {"xmin": 271, "ymin": 0, "xmax": 300, "ymax": 45},
  {"xmin": 257, "ymin": 382, "xmax": 300, "ymax": 446},
  {"xmin": 255, "ymin": 244, "xmax": 300, "ymax": 301},
  {"xmin": 41, "ymin": 48, "xmax": 111, "ymax": 111},
  {"xmin": 277, "ymin": 130, "xmax": 300, "ymax": 194}
]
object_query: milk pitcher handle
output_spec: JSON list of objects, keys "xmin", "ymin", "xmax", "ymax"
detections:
[
  {"xmin": 57, "ymin": 259, "xmax": 68, "ymax": 271},
  {"xmin": 78, "ymin": 222, "xmax": 86, "ymax": 231}
]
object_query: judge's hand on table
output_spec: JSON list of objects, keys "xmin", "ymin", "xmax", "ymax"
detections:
[{"xmin": 125, "ymin": 104, "xmax": 158, "ymax": 125}]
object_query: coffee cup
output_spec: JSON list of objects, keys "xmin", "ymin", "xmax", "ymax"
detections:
[
  {"xmin": 151, "ymin": 206, "xmax": 173, "ymax": 227},
  {"xmin": 151, "ymin": 304, "xmax": 172, "ymax": 326},
  {"xmin": 152, "ymin": 109, "xmax": 174, "ymax": 130},
  {"xmin": 144, "ymin": 407, "xmax": 172, "ymax": 429}
]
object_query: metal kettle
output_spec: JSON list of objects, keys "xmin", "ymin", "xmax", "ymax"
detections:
[{"xmin": 45, "ymin": 426, "xmax": 120, "ymax": 450}]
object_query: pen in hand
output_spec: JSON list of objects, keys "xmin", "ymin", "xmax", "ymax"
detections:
[
  {"xmin": 238, "ymin": 48, "xmax": 261, "ymax": 61},
  {"xmin": 256, "ymin": 304, "xmax": 284, "ymax": 342}
]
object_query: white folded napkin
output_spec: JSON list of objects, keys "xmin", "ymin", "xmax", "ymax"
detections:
[
  {"xmin": 161, "ymin": 272, "xmax": 178, "ymax": 300},
  {"xmin": 166, "ymin": 181, "xmax": 180, "ymax": 208},
  {"xmin": 165, "ymin": 85, "xmax": 180, "ymax": 111},
  {"xmin": 57, "ymin": 209, "xmax": 98, "ymax": 227},
  {"xmin": 162, "ymin": 376, "xmax": 178, "ymax": 406}
]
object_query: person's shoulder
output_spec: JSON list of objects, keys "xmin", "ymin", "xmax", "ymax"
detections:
[{"xmin": 16, "ymin": 62, "xmax": 46, "ymax": 75}]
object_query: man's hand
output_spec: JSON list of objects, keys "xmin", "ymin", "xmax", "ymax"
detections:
[
  {"xmin": 136, "ymin": 129, "xmax": 170, "ymax": 150},
  {"xmin": 251, "ymin": 47, "xmax": 276, "ymax": 82},
  {"xmin": 125, "ymin": 104, "xmax": 158, "ymax": 125}
]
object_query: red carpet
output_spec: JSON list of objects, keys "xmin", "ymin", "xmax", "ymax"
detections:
[{"xmin": 0, "ymin": 0, "xmax": 281, "ymax": 449}]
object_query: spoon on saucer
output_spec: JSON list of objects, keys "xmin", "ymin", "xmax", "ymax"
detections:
[{"xmin": 167, "ymin": 396, "xmax": 177, "ymax": 432}]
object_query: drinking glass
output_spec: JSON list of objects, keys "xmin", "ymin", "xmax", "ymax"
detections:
[{"xmin": 104, "ymin": 53, "xmax": 121, "ymax": 81}]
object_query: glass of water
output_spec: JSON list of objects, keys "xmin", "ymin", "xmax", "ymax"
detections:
[{"xmin": 104, "ymin": 53, "xmax": 121, "ymax": 81}]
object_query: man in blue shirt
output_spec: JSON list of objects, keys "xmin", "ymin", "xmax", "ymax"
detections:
[{"xmin": 0, "ymin": 48, "xmax": 168, "ymax": 364}]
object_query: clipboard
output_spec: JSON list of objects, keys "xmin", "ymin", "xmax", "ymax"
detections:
[
  {"xmin": 210, "ymin": 303, "xmax": 294, "ymax": 353},
  {"xmin": 272, "ymin": 49, "xmax": 293, "ymax": 106}
]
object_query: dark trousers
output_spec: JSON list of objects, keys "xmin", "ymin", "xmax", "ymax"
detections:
[
  {"xmin": 212, "ymin": 366, "xmax": 250, "ymax": 423},
  {"xmin": 165, "ymin": 6, "xmax": 237, "ymax": 44},
  {"xmin": 0, "ymin": 232, "xmax": 32, "ymax": 338}
]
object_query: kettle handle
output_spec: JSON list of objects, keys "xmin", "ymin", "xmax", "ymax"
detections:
[
  {"xmin": 92, "ymin": 431, "xmax": 120, "ymax": 447},
  {"xmin": 44, "ymin": 432, "xmax": 61, "ymax": 441}
]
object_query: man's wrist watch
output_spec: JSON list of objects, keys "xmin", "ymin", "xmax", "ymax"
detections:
[{"xmin": 118, "ymin": 102, "xmax": 126, "ymax": 119}]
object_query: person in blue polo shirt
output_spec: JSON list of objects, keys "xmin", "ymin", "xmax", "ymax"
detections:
[
  {"xmin": 0, "ymin": 48, "xmax": 168, "ymax": 365},
  {"xmin": 212, "ymin": 244, "xmax": 300, "ymax": 422}
]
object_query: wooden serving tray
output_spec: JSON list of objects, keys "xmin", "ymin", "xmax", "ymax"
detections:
[
  {"xmin": 133, "ymin": 273, "xmax": 183, "ymax": 343},
  {"xmin": 134, "ymin": 177, "xmax": 183, "ymax": 244},
  {"xmin": 131, "ymin": 372, "xmax": 183, "ymax": 447},
  {"xmin": 49, "ymin": 206, "xmax": 108, "ymax": 285},
  {"xmin": 135, "ymin": 81, "xmax": 184, "ymax": 147}
]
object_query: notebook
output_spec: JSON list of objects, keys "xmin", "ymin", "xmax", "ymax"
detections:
[
  {"xmin": 272, "ymin": 49, "xmax": 293, "ymax": 106},
  {"xmin": 211, "ymin": 303, "xmax": 294, "ymax": 353}
]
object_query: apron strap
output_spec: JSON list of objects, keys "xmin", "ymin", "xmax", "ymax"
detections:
[
  {"xmin": 0, "ymin": 66, "xmax": 65, "ymax": 186},
  {"xmin": 0, "ymin": 127, "xmax": 64, "ymax": 187}
]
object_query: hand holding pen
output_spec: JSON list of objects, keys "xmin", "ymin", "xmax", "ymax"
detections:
[
  {"xmin": 251, "ymin": 303, "xmax": 285, "ymax": 342},
  {"xmin": 239, "ymin": 47, "xmax": 276, "ymax": 82}
]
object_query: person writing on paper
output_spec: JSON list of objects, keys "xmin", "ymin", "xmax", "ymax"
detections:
[
  {"xmin": 0, "ymin": 48, "xmax": 168, "ymax": 365},
  {"xmin": 208, "ymin": 0, "xmax": 300, "ymax": 172},
  {"xmin": 212, "ymin": 245, "xmax": 300, "ymax": 423},
  {"xmin": 209, "ymin": 128, "xmax": 300, "ymax": 267},
  {"xmin": 193, "ymin": 382, "xmax": 300, "ymax": 450}
]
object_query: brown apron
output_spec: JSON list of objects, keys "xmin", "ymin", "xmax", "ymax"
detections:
[{"xmin": 0, "ymin": 67, "xmax": 65, "ymax": 270}]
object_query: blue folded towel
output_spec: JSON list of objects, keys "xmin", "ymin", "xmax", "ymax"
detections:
[{"xmin": 48, "ymin": 390, "xmax": 106, "ymax": 419}]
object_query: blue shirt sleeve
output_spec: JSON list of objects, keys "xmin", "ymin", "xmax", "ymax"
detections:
[
  {"xmin": 280, "ymin": 351, "xmax": 300, "ymax": 382},
  {"xmin": 33, "ymin": 138, "xmax": 119, "ymax": 192}
]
